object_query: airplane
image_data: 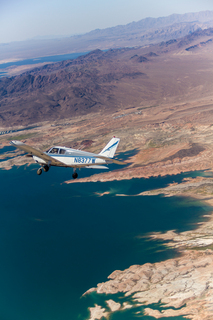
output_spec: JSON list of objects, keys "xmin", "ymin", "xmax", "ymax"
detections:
[{"xmin": 10, "ymin": 137, "xmax": 125, "ymax": 179}]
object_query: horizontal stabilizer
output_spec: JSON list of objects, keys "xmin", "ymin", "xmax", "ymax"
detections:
[
  {"xmin": 85, "ymin": 165, "xmax": 109, "ymax": 169},
  {"xmin": 96, "ymin": 155, "xmax": 126, "ymax": 165}
]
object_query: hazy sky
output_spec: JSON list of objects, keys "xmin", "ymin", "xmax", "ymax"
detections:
[{"xmin": 1, "ymin": 0, "xmax": 213, "ymax": 43}]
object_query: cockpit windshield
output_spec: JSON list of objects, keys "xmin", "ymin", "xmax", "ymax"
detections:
[{"xmin": 48, "ymin": 147, "xmax": 59, "ymax": 154}]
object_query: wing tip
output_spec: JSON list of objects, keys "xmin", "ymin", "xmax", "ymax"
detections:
[{"xmin": 10, "ymin": 140, "xmax": 25, "ymax": 146}]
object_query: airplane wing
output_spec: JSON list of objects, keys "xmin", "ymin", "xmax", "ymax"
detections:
[{"xmin": 10, "ymin": 140, "xmax": 66, "ymax": 167}]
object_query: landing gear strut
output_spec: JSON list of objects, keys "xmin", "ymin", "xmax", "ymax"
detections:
[{"xmin": 72, "ymin": 172, "xmax": 78, "ymax": 179}]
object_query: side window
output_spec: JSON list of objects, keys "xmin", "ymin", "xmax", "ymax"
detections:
[
  {"xmin": 59, "ymin": 149, "xmax": 66, "ymax": 154},
  {"xmin": 49, "ymin": 148, "xmax": 59, "ymax": 154}
]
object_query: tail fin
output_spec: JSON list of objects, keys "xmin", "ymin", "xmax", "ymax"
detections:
[{"xmin": 99, "ymin": 137, "xmax": 120, "ymax": 158}]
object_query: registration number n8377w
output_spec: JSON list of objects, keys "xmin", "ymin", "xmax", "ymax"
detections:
[{"xmin": 74, "ymin": 157, "xmax": 96, "ymax": 164}]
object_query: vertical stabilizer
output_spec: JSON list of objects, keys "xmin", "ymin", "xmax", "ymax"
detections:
[{"xmin": 99, "ymin": 137, "xmax": 120, "ymax": 158}]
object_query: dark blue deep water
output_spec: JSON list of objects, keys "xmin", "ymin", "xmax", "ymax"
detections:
[{"xmin": 0, "ymin": 164, "xmax": 210, "ymax": 320}]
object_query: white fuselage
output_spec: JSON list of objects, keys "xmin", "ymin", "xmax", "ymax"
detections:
[{"xmin": 33, "ymin": 146, "xmax": 108, "ymax": 167}]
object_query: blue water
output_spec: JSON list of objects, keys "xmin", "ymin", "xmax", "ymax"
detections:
[
  {"xmin": 0, "ymin": 52, "xmax": 89, "ymax": 70},
  {"xmin": 0, "ymin": 146, "xmax": 14, "ymax": 154},
  {"xmin": 0, "ymin": 163, "xmax": 210, "ymax": 320},
  {"xmin": 0, "ymin": 147, "xmax": 14, "ymax": 162},
  {"xmin": 0, "ymin": 71, "xmax": 7, "ymax": 77}
]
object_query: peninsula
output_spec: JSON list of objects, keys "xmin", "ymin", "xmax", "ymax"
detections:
[{"xmin": 83, "ymin": 176, "xmax": 213, "ymax": 320}]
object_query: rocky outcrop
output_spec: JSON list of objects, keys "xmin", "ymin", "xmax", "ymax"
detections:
[
  {"xmin": 85, "ymin": 250, "xmax": 213, "ymax": 320},
  {"xmin": 84, "ymin": 175, "xmax": 213, "ymax": 320}
]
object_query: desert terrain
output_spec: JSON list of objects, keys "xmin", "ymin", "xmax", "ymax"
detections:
[
  {"xmin": 1, "ymin": 28, "xmax": 213, "ymax": 179},
  {"xmin": 1, "ymin": 27, "xmax": 213, "ymax": 320}
]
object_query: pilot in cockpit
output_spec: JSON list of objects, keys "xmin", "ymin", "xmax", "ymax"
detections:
[{"xmin": 49, "ymin": 148, "xmax": 58, "ymax": 154}]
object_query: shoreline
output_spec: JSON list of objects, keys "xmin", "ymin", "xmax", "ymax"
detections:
[{"xmin": 83, "ymin": 176, "xmax": 213, "ymax": 320}]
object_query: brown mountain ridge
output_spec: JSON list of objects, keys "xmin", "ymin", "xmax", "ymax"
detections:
[{"xmin": 0, "ymin": 28, "xmax": 213, "ymax": 127}]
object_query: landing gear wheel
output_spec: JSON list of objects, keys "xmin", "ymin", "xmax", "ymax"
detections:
[
  {"xmin": 37, "ymin": 168, "xmax": 42, "ymax": 175},
  {"xmin": 43, "ymin": 165, "xmax": 49, "ymax": 172},
  {"xmin": 72, "ymin": 172, "xmax": 78, "ymax": 179}
]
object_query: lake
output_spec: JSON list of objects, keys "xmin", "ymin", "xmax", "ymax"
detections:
[
  {"xmin": 0, "ymin": 161, "xmax": 210, "ymax": 320},
  {"xmin": 0, "ymin": 52, "xmax": 89, "ymax": 71}
]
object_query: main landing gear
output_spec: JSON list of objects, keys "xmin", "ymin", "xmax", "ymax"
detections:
[
  {"xmin": 37, "ymin": 165, "xmax": 50, "ymax": 175},
  {"xmin": 36, "ymin": 166, "xmax": 78, "ymax": 179},
  {"xmin": 43, "ymin": 165, "xmax": 49, "ymax": 172},
  {"xmin": 72, "ymin": 168, "xmax": 78, "ymax": 179},
  {"xmin": 72, "ymin": 171, "xmax": 78, "ymax": 179}
]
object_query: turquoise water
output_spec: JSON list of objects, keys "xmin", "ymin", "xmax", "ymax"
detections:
[{"xmin": 0, "ymin": 164, "xmax": 211, "ymax": 320}]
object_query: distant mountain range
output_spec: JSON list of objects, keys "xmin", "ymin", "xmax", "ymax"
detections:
[
  {"xmin": 84, "ymin": 10, "xmax": 213, "ymax": 37},
  {"xmin": 0, "ymin": 11, "xmax": 213, "ymax": 61}
]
